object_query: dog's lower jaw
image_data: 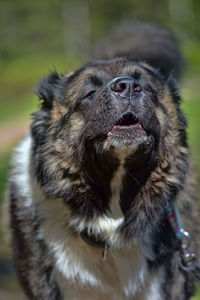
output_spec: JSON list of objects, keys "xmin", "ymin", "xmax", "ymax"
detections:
[{"xmin": 103, "ymin": 134, "xmax": 151, "ymax": 156}]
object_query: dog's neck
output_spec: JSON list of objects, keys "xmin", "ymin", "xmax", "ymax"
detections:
[
  {"xmin": 83, "ymin": 147, "xmax": 156, "ymax": 217},
  {"xmin": 109, "ymin": 155, "xmax": 126, "ymax": 219}
]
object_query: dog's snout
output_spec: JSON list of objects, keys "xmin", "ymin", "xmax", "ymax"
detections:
[{"xmin": 110, "ymin": 77, "xmax": 142, "ymax": 98}]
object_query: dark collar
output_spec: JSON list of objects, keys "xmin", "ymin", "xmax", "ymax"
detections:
[
  {"xmin": 80, "ymin": 202, "xmax": 199, "ymax": 274},
  {"xmin": 81, "ymin": 202, "xmax": 184, "ymax": 250}
]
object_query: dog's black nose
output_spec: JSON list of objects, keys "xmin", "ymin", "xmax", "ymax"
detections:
[{"xmin": 110, "ymin": 77, "xmax": 142, "ymax": 98}]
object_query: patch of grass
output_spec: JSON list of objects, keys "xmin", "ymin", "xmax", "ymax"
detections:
[
  {"xmin": 0, "ymin": 53, "xmax": 84, "ymax": 126},
  {"xmin": 0, "ymin": 151, "xmax": 12, "ymax": 207},
  {"xmin": 193, "ymin": 285, "xmax": 200, "ymax": 300},
  {"xmin": 0, "ymin": 53, "xmax": 83, "ymax": 85},
  {"xmin": 183, "ymin": 43, "xmax": 200, "ymax": 74},
  {"xmin": 182, "ymin": 98, "xmax": 200, "ymax": 167},
  {"xmin": 0, "ymin": 94, "xmax": 37, "ymax": 125}
]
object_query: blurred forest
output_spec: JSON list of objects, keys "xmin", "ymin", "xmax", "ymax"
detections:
[{"xmin": 1, "ymin": 0, "xmax": 200, "ymax": 299}]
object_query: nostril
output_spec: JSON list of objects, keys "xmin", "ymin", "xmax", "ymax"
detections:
[
  {"xmin": 133, "ymin": 83, "xmax": 142, "ymax": 93},
  {"xmin": 110, "ymin": 77, "xmax": 142, "ymax": 96},
  {"xmin": 111, "ymin": 81, "xmax": 127, "ymax": 93},
  {"xmin": 118, "ymin": 82, "xmax": 127, "ymax": 92}
]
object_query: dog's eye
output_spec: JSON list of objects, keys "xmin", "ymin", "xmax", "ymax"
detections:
[{"xmin": 84, "ymin": 90, "xmax": 96, "ymax": 99}]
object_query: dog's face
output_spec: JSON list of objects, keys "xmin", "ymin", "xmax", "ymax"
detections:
[
  {"xmin": 32, "ymin": 57, "xmax": 188, "ymax": 233},
  {"xmin": 68, "ymin": 59, "xmax": 161, "ymax": 159}
]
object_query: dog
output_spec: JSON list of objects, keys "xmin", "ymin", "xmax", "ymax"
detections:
[{"xmin": 9, "ymin": 23, "xmax": 200, "ymax": 299}]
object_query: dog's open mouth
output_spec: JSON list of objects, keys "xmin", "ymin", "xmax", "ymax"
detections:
[{"xmin": 107, "ymin": 112, "xmax": 145, "ymax": 139}]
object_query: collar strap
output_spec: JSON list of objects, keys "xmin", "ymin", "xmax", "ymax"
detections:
[
  {"xmin": 166, "ymin": 200, "xmax": 200, "ymax": 278},
  {"xmin": 80, "ymin": 202, "xmax": 199, "ymax": 272},
  {"xmin": 165, "ymin": 200, "xmax": 186, "ymax": 240}
]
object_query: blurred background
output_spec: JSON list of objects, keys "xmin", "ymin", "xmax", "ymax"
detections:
[{"xmin": 0, "ymin": 0, "xmax": 200, "ymax": 299}]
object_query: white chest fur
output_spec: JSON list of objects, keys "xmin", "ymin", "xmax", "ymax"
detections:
[
  {"xmin": 33, "ymin": 185, "xmax": 152, "ymax": 300},
  {"xmin": 50, "ymin": 231, "xmax": 162, "ymax": 300},
  {"xmin": 53, "ymin": 243, "xmax": 148, "ymax": 300}
]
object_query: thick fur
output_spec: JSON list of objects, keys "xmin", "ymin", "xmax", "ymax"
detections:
[
  {"xmin": 93, "ymin": 22, "xmax": 185, "ymax": 79},
  {"xmin": 9, "ymin": 23, "xmax": 199, "ymax": 300}
]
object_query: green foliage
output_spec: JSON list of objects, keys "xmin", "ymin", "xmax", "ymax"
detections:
[
  {"xmin": 182, "ymin": 99, "xmax": 200, "ymax": 167},
  {"xmin": 0, "ymin": 152, "xmax": 11, "ymax": 207},
  {"xmin": 0, "ymin": 53, "xmax": 83, "ymax": 125},
  {"xmin": 193, "ymin": 285, "xmax": 200, "ymax": 300},
  {"xmin": 183, "ymin": 43, "xmax": 200, "ymax": 74}
]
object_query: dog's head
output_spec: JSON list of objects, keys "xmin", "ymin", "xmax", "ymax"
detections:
[
  {"xmin": 32, "ymin": 57, "xmax": 188, "ymax": 234},
  {"xmin": 73, "ymin": 60, "xmax": 161, "ymax": 161}
]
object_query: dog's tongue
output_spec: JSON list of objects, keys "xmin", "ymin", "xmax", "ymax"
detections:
[
  {"xmin": 112, "ymin": 123, "xmax": 142, "ymax": 131},
  {"xmin": 107, "ymin": 123, "xmax": 143, "ymax": 137}
]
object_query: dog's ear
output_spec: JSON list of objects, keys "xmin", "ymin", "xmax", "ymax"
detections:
[{"xmin": 34, "ymin": 71, "xmax": 73, "ymax": 109}]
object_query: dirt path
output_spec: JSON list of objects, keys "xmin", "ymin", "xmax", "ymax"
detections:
[
  {"xmin": 0, "ymin": 120, "xmax": 30, "ymax": 152},
  {"xmin": 0, "ymin": 290, "xmax": 27, "ymax": 300},
  {"xmin": 0, "ymin": 120, "xmax": 30, "ymax": 298}
]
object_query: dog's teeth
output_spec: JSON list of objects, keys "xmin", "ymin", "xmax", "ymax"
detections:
[{"xmin": 136, "ymin": 123, "xmax": 142, "ymax": 129}]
